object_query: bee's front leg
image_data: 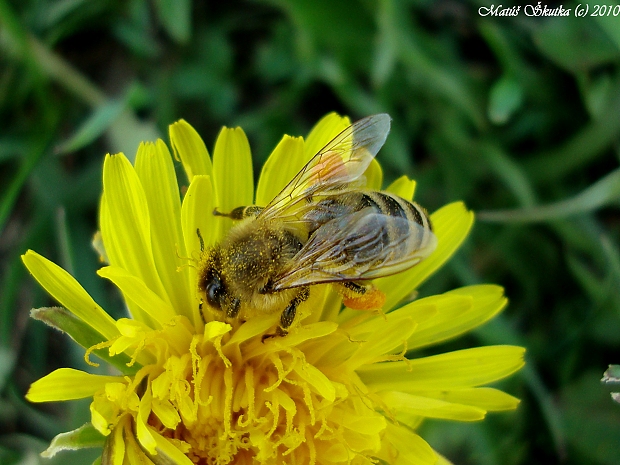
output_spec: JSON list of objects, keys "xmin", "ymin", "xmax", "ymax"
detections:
[{"xmin": 277, "ymin": 287, "xmax": 310, "ymax": 335}]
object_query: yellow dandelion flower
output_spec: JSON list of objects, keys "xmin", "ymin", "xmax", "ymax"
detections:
[{"xmin": 24, "ymin": 113, "xmax": 525, "ymax": 465}]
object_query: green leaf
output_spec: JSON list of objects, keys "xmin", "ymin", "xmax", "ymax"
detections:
[
  {"xmin": 0, "ymin": 134, "xmax": 49, "ymax": 236},
  {"xmin": 41, "ymin": 0, "xmax": 90, "ymax": 28},
  {"xmin": 112, "ymin": 22, "xmax": 160, "ymax": 58},
  {"xmin": 581, "ymin": 72, "xmax": 613, "ymax": 118},
  {"xmin": 54, "ymin": 207, "xmax": 75, "ymax": 276},
  {"xmin": 31, "ymin": 307, "xmax": 139, "ymax": 375},
  {"xmin": 594, "ymin": 14, "xmax": 620, "ymax": 51},
  {"xmin": 533, "ymin": 16, "xmax": 620, "ymax": 72},
  {"xmin": 479, "ymin": 144, "xmax": 535, "ymax": 207},
  {"xmin": 41, "ymin": 423, "xmax": 105, "ymax": 458},
  {"xmin": 55, "ymin": 99, "xmax": 126, "ymax": 155},
  {"xmin": 153, "ymin": 0, "xmax": 191, "ymax": 44},
  {"xmin": 0, "ymin": 137, "xmax": 26, "ymax": 162},
  {"xmin": 488, "ymin": 75, "xmax": 523, "ymax": 125},
  {"xmin": 371, "ymin": 0, "xmax": 397, "ymax": 86},
  {"xmin": 524, "ymin": 75, "xmax": 620, "ymax": 183}
]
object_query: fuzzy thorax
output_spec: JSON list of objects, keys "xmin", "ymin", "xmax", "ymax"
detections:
[{"xmin": 198, "ymin": 218, "xmax": 305, "ymax": 323}]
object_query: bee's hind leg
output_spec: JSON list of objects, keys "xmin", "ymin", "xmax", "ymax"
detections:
[
  {"xmin": 340, "ymin": 281, "xmax": 386, "ymax": 313},
  {"xmin": 342, "ymin": 281, "xmax": 368, "ymax": 295}
]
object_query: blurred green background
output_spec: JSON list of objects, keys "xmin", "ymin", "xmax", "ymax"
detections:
[{"xmin": 1, "ymin": 0, "xmax": 620, "ymax": 463}]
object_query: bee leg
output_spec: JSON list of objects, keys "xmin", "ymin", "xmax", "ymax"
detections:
[
  {"xmin": 275, "ymin": 287, "xmax": 310, "ymax": 336},
  {"xmin": 213, "ymin": 206, "xmax": 264, "ymax": 220},
  {"xmin": 340, "ymin": 281, "xmax": 386, "ymax": 312},
  {"xmin": 261, "ymin": 289, "xmax": 310, "ymax": 342},
  {"xmin": 280, "ymin": 287, "xmax": 310, "ymax": 329},
  {"xmin": 342, "ymin": 281, "xmax": 368, "ymax": 295},
  {"xmin": 198, "ymin": 299, "xmax": 206, "ymax": 324}
]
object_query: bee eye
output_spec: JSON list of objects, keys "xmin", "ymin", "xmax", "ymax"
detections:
[{"xmin": 206, "ymin": 276, "xmax": 224, "ymax": 310}]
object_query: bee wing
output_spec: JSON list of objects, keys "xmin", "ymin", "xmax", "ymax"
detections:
[
  {"xmin": 272, "ymin": 208, "xmax": 437, "ymax": 290},
  {"xmin": 259, "ymin": 114, "xmax": 391, "ymax": 222}
]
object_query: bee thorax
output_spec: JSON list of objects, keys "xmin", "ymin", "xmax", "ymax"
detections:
[{"xmin": 202, "ymin": 219, "xmax": 302, "ymax": 320}]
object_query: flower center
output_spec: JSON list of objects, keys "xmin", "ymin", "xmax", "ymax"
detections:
[{"xmin": 94, "ymin": 317, "xmax": 388, "ymax": 464}]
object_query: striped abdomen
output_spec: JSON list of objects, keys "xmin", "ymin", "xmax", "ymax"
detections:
[
  {"xmin": 275, "ymin": 191, "xmax": 437, "ymax": 288},
  {"xmin": 356, "ymin": 191, "xmax": 432, "ymax": 232},
  {"xmin": 347, "ymin": 191, "xmax": 434, "ymax": 265},
  {"xmin": 302, "ymin": 191, "xmax": 434, "ymax": 271}
]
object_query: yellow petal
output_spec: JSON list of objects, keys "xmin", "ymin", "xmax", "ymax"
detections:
[
  {"xmin": 345, "ymin": 318, "xmax": 417, "ymax": 368},
  {"xmin": 292, "ymin": 361, "xmax": 336, "ymax": 402},
  {"xmin": 381, "ymin": 423, "xmax": 437, "ymax": 465},
  {"xmin": 169, "ymin": 119, "xmax": 213, "ymax": 182},
  {"xmin": 380, "ymin": 391, "xmax": 487, "ymax": 421},
  {"xmin": 100, "ymin": 154, "xmax": 168, "ymax": 310},
  {"xmin": 358, "ymin": 345, "xmax": 525, "ymax": 390},
  {"xmin": 436, "ymin": 453, "xmax": 454, "ymax": 465},
  {"xmin": 304, "ymin": 112, "xmax": 351, "ymax": 159},
  {"xmin": 135, "ymin": 140, "xmax": 193, "ymax": 320},
  {"xmin": 408, "ymin": 285, "xmax": 507, "ymax": 350},
  {"xmin": 364, "ymin": 158, "xmax": 383, "ymax": 191},
  {"xmin": 274, "ymin": 321, "xmax": 338, "ymax": 348},
  {"xmin": 249, "ymin": 321, "xmax": 338, "ymax": 358},
  {"xmin": 408, "ymin": 387, "xmax": 520, "ymax": 412},
  {"xmin": 26, "ymin": 368, "xmax": 121, "ymax": 402},
  {"xmin": 255, "ymin": 135, "xmax": 305, "ymax": 206},
  {"xmin": 125, "ymin": 421, "xmax": 157, "ymax": 465},
  {"xmin": 180, "ymin": 175, "xmax": 216, "ymax": 328},
  {"xmin": 378, "ymin": 201, "xmax": 474, "ymax": 310},
  {"xmin": 332, "ymin": 406, "xmax": 386, "ymax": 434},
  {"xmin": 321, "ymin": 442, "xmax": 350, "ymax": 462},
  {"xmin": 97, "ymin": 266, "xmax": 176, "ymax": 326},
  {"xmin": 212, "ymin": 126, "xmax": 253, "ymax": 236},
  {"xmin": 110, "ymin": 419, "xmax": 126, "ymax": 465},
  {"xmin": 273, "ymin": 388, "xmax": 296, "ymax": 413},
  {"xmin": 151, "ymin": 429, "xmax": 194, "ymax": 465},
  {"xmin": 225, "ymin": 313, "xmax": 280, "ymax": 347},
  {"xmin": 136, "ymin": 388, "xmax": 157, "ymax": 455},
  {"xmin": 152, "ymin": 398, "xmax": 181, "ymax": 429},
  {"xmin": 21, "ymin": 250, "xmax": 118, "ymax": 341},
  {"xmin": 385, "ymin": 175, "xmax": 416, "ymax": 201},
  {"xmin": 312, "ymin": 286, "xmax": 342, "ymax": 324},
  {"xmin": 90, "ymin": 398, "xmax": 112, "ymax": 436},
  {"xmin": 341, "ymin": 297, "xmax": 437, "ymax": 335},
  {"xmin": 181, "ymin": 174, "xmax": 217, "ymax": 253},
  {"xmin": 204, "ymin": 320, "xmax": 232, "ymax": 341}
]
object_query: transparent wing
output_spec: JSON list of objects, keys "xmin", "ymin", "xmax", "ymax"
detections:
[
  {"xmin": 259, "ymin": 114, "xmax": 391, "ymax": 222},
  {"xmin": 272, "ymin": 209, "xmax": 437, "ymax": 290}
]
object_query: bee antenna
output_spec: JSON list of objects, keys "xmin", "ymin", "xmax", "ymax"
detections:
[{"xmin": 196, "ymin": 228, "xmax": 205, "ymax": 252}]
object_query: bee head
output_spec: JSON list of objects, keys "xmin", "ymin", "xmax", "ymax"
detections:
[{"xmin": 199, "ymin": 249, "xmax": 241, "ymax": 319}]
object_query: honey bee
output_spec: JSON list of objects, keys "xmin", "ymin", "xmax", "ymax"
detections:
[{"xmin": 197, "ymin": 114, "xmax": 437, "ymax": 335}]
